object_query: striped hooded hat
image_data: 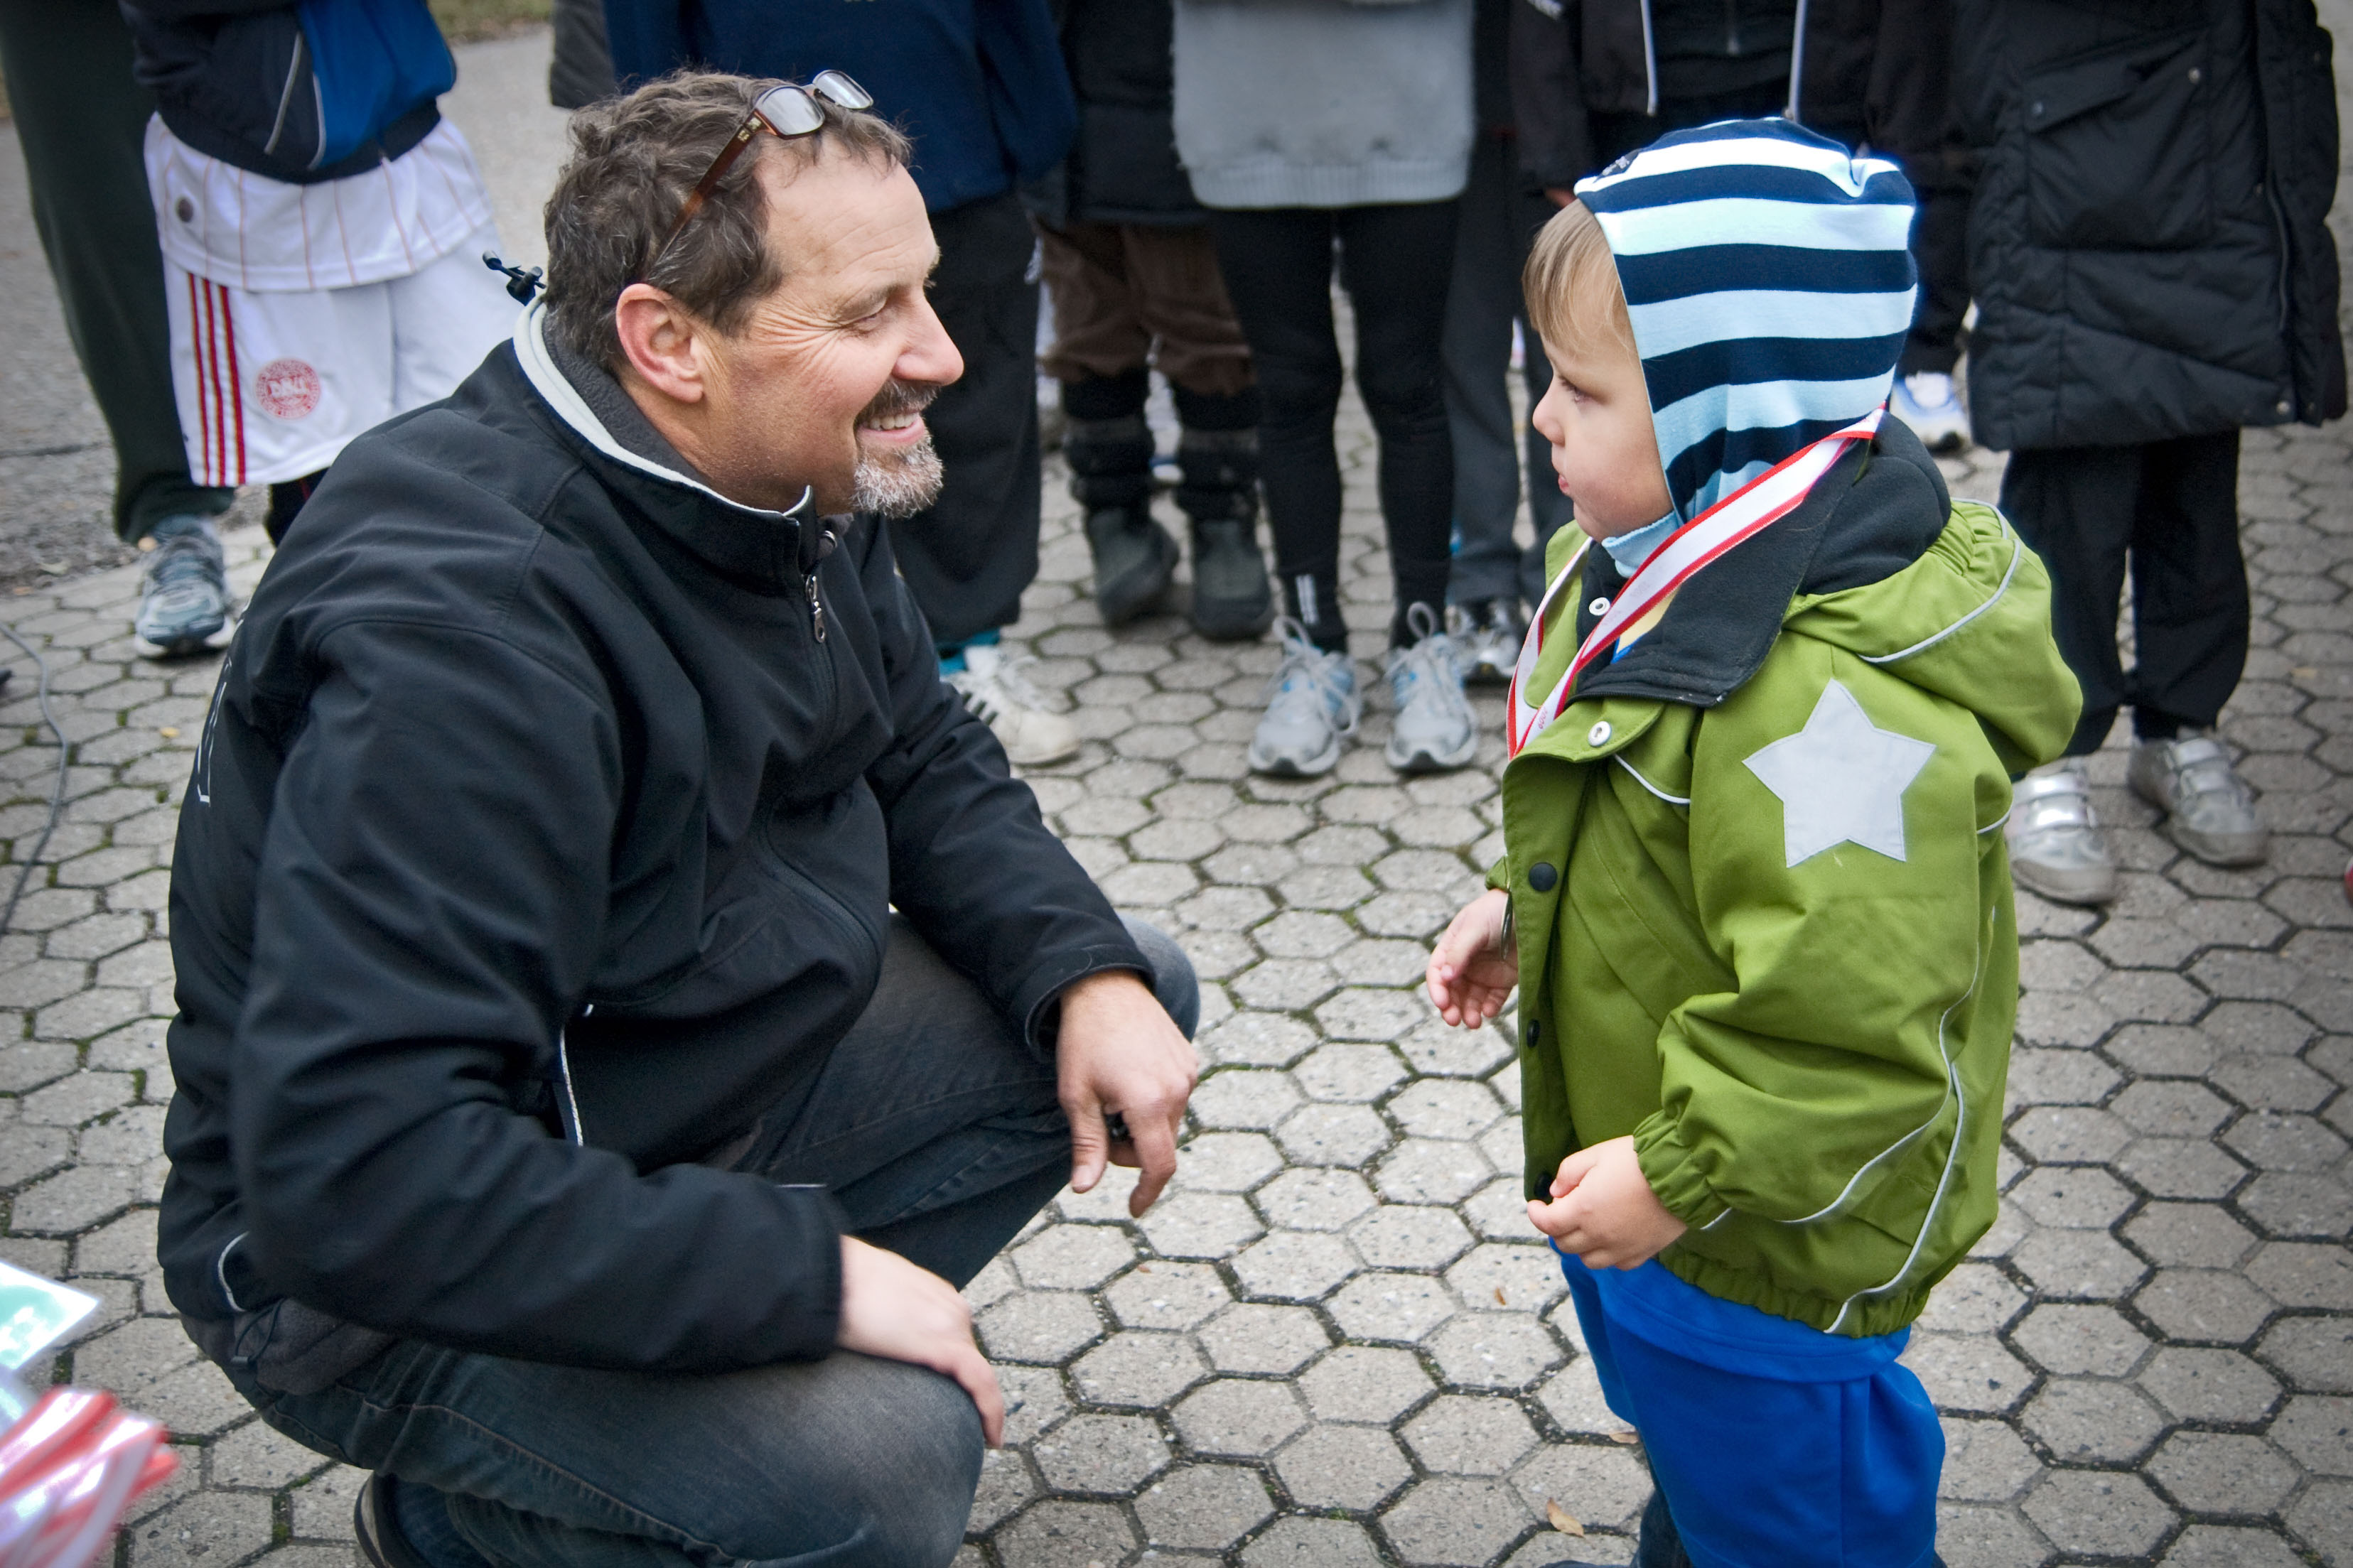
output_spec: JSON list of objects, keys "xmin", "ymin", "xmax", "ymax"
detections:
[{"xmin": 1573, "ymin": 119, "xmax": 1919, "ymax": 525}]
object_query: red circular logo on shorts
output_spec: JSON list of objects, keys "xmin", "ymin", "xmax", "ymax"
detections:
[{"xmin": 254, "ymin": 358, "xmax": 323, "ymax": 421}]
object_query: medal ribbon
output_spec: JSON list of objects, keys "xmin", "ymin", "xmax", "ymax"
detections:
[{"xmin": 1507, "ymin": 408, "xmax": 1885, "ymax": 757}]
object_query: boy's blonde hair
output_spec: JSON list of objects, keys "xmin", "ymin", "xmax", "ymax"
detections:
[{"xmin": 1522, "ymin": 199, "xmax": 1636, "ymax": 362}]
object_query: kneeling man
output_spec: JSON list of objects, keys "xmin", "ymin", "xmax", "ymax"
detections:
[{"xmin": 158, "ymin": 72, "xmax": 1197, "ymax": 1568}]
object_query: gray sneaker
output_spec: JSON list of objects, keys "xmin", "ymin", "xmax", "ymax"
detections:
[
  {"xmin": 1445, "ymin": 599, "xmax": 1525, "ymax": 686},
  {"xmin": 2129, "ymin": 732, "xmax": 2267, "ymax": 866},
  {"xmin": 133, "ymin": 514, "xmax": 233, "ymax": 659},
  {"xmin": 1248, "ymin": 619, "xmax": 1359, "ymax": 777},
  {"xmin": 2005, "ymin": 758, "xmax": 2118, "ymax": 905},
  {"xmin": 1385, "ymin": 605, "xmax": 1478, "ymax": 774}
]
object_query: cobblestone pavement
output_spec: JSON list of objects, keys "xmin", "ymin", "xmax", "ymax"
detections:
[{"xmin": 2, "ymin": 19, "xmax": 2350, "ymax": 1568}]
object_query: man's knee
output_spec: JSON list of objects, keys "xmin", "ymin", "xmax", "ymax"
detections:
[{"xmin": 1120, "ymin": 917, "xmax": 1199, "ymax": 1038}]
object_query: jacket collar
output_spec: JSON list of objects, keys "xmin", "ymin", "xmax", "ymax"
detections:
[
  {"xmin": 1570, "ymin": 416, "xmax": 1951, "ymax": 708},
  {"xmin": 512, "ymin": 303, "xmax": 844, "ymax": 594}
]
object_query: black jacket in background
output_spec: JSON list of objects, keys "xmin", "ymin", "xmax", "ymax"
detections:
[
  {"xmin": 1956, "ymin": 0, "xmax": 2345, "ymax": 448},
  {"xmin": 1039, "ymin": 0, "xmax": 1200, "ymax": 227},
  {"xmin": 1509, "ymin": 0, "xmax": 1956, "ymax": 190},
  {"xmin": 161, "ymin": 310, "xmax": 1147, "ymax": 1373}
]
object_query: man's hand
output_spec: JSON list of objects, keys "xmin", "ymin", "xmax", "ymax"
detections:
[
  {"xmin": 1426, "ymin": 890, "xmax": 1518, "ymax": 1028},
  {"xmin": 1057, "ymin": 970, "xmax": 1197, "ymax": 1217},
  {"xmin": 1527, "ymin": 1136, "xmax": 1688, "ymax": 1270},
  {"xmin": 835, "ymin": 1236, "xmax": 1005, "ymax": 1445}
]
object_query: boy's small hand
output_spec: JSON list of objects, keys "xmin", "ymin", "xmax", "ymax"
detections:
[
  {"xmin": 1527, "ymin": 1136, "xmax": 1688, "ymax": 1270},
  {"xmin": 1426, "ymin": 889, "xmax": 1517, "ymax": 1027}
]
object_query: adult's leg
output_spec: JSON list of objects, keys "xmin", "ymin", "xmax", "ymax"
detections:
[
  {"xmin": 890, "ymin": 193, "xmax": 1043, "ymax": 648},
  {"xmin": 254, "ymin": 917, "xmax": 1197, "ymax": 1568},
  {"xmin": 0, "ymin": 0, "xmax": 232, "ymax": 541},
  {"xmin": 1442, "ymin": 132, "xmax": 1527, "ymax": 610},
  {"xmin": 1120, "ymin": 225, "xmax": 1270, "ymax": 639},
  {"xmin": 1210, "ymin": 207, "xmax": 1350, "ymax": 652},
  {"xmin": 1337, "ymin": 201, "xmax": 1460, "ymax": 644},
  {"xmin": 2000, "ymin": 443, "xmax": 2143, "ymax": 757},
  {"xmin": 2126, "ymin": 429, "xmax": 2248, "ymax": 739}
]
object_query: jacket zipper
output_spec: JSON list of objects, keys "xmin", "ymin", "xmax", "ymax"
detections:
[
  {"xmin": 1785, "ymin": 0, "xmax": 1811, "ymax": 122},
  {"xmin": 1639, "ymin": 0, "xmax": 1659, "ymax": 117},
  {"xmin": 805, "ymin": 572, "xmax": 826, "ymax": 642}
]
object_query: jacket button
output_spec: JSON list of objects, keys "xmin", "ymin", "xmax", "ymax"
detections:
[
  {"xmin": 1527, "ymin": 1019, "xmax": 1542, "ymax": 1047},
  {"xmin": 1588, "ymin": 720, "xmax": 1612, "ymax": 746},
  {"xmin": 1529, "ymin": 863, "xmax": 1557, "ymax": 892},
  {"xmin": 1588, "ymin": 597, "xmax": 1610, "ymax": 616},
  {"xmin": 2277, "ymin": 399, "xmax": 2293, "ymax": 415}
]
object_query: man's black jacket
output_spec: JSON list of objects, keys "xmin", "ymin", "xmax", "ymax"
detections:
[{"xmin": 161, "ymin": 308, "xmax": 1148, "ymax": 1373}]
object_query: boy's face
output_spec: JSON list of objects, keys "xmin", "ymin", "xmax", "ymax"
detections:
[{"xmin": 1530, "ymin": 331, "xmax": 1674, "ymax": 542}]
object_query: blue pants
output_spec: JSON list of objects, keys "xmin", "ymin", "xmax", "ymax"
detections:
[
  {"xmin": 244, "ymin": 917, "xmax": 1198, "ymax": 1568},
  {"xmin": 1558, "ymin": 1253, "xmax": 1944, "ymax": 1568}
]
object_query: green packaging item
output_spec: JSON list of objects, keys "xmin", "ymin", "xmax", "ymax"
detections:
[{"xmin": 0, "ymin": 1263, "xmax": 97, "ymax": 1371}]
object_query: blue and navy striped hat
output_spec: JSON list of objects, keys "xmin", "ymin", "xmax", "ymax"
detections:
[{"xmin": 1574, "ymin": 119, "xmax": 1918, "ymax": 524}]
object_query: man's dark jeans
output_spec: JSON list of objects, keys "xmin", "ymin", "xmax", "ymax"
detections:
[{"xmin": 240, "ymin": 916, "xmax": 1197, "ymax": 1568}]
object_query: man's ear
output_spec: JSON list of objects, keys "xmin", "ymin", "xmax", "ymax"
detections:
[{"xmin": 613, "ymin": 283, "xmax": 710, "ymax": 406}]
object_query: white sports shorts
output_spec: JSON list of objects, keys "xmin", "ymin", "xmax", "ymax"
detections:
[{"xmin": 164, "ymin": 225, "xmax": 517, "ymax": 487}]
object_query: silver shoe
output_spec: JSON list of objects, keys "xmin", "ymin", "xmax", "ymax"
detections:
[
  {"xmin": 2006, "ymin": 759, "xmax": 2118, "ymax": 905},
  {"xmin": 949, "ymin": 644, "xmax": 1080, "ymax": 767},
  {"xmin": 133, "ymin": 514, "xmax": 234, "ymax": 659},
  {"xmin": 1248, "ymin": 619, "xmax": 1359, "ymax": 777},
  {"xmin": 2128, "ymin": 733, "xmax": 2267, "ymax": 867},
  {"xmin": 1385, "ymin": 604, "xmax": 1478, "ymax": 774},
  {"xmin": 1445, "ymin": 599, "xmax": 1525, "ymax": 686}
]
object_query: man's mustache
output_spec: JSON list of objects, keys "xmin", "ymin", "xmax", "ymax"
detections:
[{"xmin": 857, "ymin": 379, "xmax": 940, "ymax": 426}]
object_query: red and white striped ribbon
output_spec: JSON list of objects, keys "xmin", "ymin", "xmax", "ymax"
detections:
[{"xmin": 1507, "ymin": 408, "xmax": 1885, "ymax": 757}]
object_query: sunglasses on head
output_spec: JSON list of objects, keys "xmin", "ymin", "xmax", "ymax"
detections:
[{"xmin": 652, "ymin": 71, "xmax": 875, "ymax": 266}]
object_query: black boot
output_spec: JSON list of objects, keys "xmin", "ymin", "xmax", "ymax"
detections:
[
  {"xmin": 1173, "ymin": 386, "xmax": 1272, "ymax": 640},
  {"xmin": 1065, "ymin": 373, "xmax": 1177, "ymax": 626}
]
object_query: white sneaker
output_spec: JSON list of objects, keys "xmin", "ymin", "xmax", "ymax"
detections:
[
  {"xmin": 1892, "ymin": 371, "xmax": 1970, "ymax": 454},
  {"xmin": 1248, "ymin": 620, "xmax": 1360, "ymax": 777},
  {"xmin": 949, "ymin": 644, "xmax": 1080, "ymax": 766},
  {"xmin": 2005, "ymin": 758, "xmax": 2118, "ymax": 905},
  {"xmin": 1385, "ymin": 605, "xmax": 1479, "ymax": 773}
]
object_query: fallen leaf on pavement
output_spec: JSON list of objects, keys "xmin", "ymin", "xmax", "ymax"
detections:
[{"xmin": 1545, "ymin": 1500, "xmax": 1584, "ymax": 1536}]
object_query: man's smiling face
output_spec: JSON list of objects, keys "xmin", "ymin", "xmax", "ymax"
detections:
[{"xmin": 618, "ymin": 141, "xmax": 962, "ymax": 516}]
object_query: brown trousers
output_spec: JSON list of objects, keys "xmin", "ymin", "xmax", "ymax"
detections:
[{"xmin": 1036, "ymin": 220, "xmax": 1254, "ymax": 398}]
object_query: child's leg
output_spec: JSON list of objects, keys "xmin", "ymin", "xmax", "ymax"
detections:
[{"xmin": 1602, "ymin": 1325, "xmax": 1943, "ymax": 1568}]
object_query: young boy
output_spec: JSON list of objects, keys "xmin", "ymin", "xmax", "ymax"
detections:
[{"xmin": 1426, "ymin": 121, "xmax": 2079, "ymax": 1567}]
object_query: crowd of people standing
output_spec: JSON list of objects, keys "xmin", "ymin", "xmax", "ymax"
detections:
[{"xmin": 2, "ymin": 0, "xmax": 2343, "ymax": 894}]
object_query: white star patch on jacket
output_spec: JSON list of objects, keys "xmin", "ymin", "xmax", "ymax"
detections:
[{"xmin": 1743, "ymin": 680, "xmax": 1937, "ymax": 867}]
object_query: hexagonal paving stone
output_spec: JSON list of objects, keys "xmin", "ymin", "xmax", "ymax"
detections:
[
  {"xmin": 1936, "ymin": 1417, "xmax": 2041, "ymax": 1503},
  {"xmin": 2010, "ymin": 1302, "xmax": 2152, "ymax": 1376},
  {"xmin": 2135, "ymin": 1268, "xmax": 2278, "ymax": 1343},
  {"xmin": 2019, "ymin": 1470, "xmax": 2176, "ymax": 1560},
  {"xmin": 1386, "ymin": 1079, "xmax": 1504, "ymax": 1140},
  {"xmin": 1445, "ymin": 1243, "xmax": 1565, "ymax": 1316},
  {"xmin": 993, "ymin": 1499, "xmax": 1139, "ymax": 1568},
  {"xmin": 2145, "ymin": 1430, "xmax": 2300, "ymax": 1516},
  {"xmin": 1192, "ymin": 1069, "xmax": 1304, "ymax": 1130},
  {"xmin": 1274, "ymin": 1424, "xmax": 1416, "ymax": 1511},
  {"xmin": 2118, "ymin": 1137, "xmax": 2251, "ymax": 1200},
  {"xmin": 1176, "ymin": 1130, "xmax": 1287, "ymax": 1194},
  {"xmin": 1031, "ymin": 1412, "xmax": 1171, "ymax": 1494},
  {"xmin": 2020, "ymin": 1376, "xmax": 2168, "ymax": 1462},
  {"xmin": 2008, "ymin": 1165, "xmax": 2136, "ymax": 1229},
  {"xmin": 1509, "ymin": 1442, "xmax": 1653, "ymax": 1535},
  {"xmin": 1134, "ymin": 1464, "xmax": 1276, "ymax": 1550},
  {"xmin": 2009, "ymin": 1105, "xmax": 2134, "ymax": 1164},
  {"xmin": 1232, "ymin": 1230, "xmax": 1360, "ymax": 1301},
  {"xmin": 1070, "ymin": 1330, "xmax": 1212, "ymax": 1408},
  {"xmin": 1170, "ymin": 1378, "xmax": 1309, "ymax": 1457},
  {"xmin": 2159, "ymin": 1524, "xmax": 2309, "ymax": 1568},
  {"xmin": 1256, "ymin": 1167, "xmax": 1379, "ymax": 1231},
  {"xmin": 1241, "ymin": 1517, "xmax": 1387, "ymax": 1568},
  {"xmin": 1897, "ymin": 1331, "xmax": 2032, "ymax": 1415},
  {"xmin": 2010, "ymin": 1226, "xmax": 2150, "ymax": 1299},
  {"xmin": 1427, "ymin": 1313, "xmax": 1566, "ymax": 1392},
  {"xmin": 1138, "ymin": 1191, "xmax": 1265, "ymax": 1260},
  {"xmin": 1103, "ymin": 1260, "xmax": 1232, "ymax": 1330},
  {"xmin": 2273, "ymin": 1394, "xmax": 2353, "ymax": 1476},
  {"xmin": 1373, "ymin": 1138, "xmax": 1493, "ymax": 1205},
  {"xmin": 1379, "ymin": 1477, "xmax": 1531, "ymax": 1568},
  {"xmin": 1013, "ymin": 1223, "xmax": 1139, "ymax": 1290},
  {"xmin": 2259, "ymin": 1314, "xmax": 2353, "ymax": 1392},
  {"xmin": 1293, "ymin": 1044, "xmax": 1409, "ymax": 1103},
  {"xmin": 1276, "ymin": 1103, "xmax": 1392, "ymax": 1167},
  {"xmin": 2125, "ymin": 1201, "xmax": 2261, "ymax": 1270},
  {"xmin": 966, "ymin": 1449, "xmax": 1036, "ymax": 1532},
  {"xmin": 2285, "ymin": 1477, "xmax": 2353, "ymax": 1567},
  {"xmin": 1347, "ymin": 1205, "xmax": 1473, "ymax": 1270},
  {"xmin": 2239, "ymin": 1172, "xmax": 2353, "ymax": 1238},
  {"xmin": 1300, "ymin": 1344, "xmax": 1436, "ymax": 1424},
  {"xmin": 1197, "ymin": 1302, "xmax": 1330, "ymax": 1375},
  {"xmin": 976, "ymin": 1290, "xmax": 1104, "ymax": 1365},
  {"xmin": 1326, "ymin": 1272, "xmax": 1459, "ymax": 1344},
  {"xmin": 1401, "ymin": 1394, "xmax": 1538, "ymax": 1476},
  {"xmin": 2139, "ymin": 1346, "xmax": 2283, "ymax": 1423}
]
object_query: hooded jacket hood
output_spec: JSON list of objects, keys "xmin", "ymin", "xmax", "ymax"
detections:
[{"xmin": 1576, "ymin": 117, "xmax": 1918, "ymax": 524}]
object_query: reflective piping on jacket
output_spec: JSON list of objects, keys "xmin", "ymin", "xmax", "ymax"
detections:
[
  {"xmin": 1978, "ymin": 806, "xmax": 2010, "ymax": 836},
  {"xmin": 1823, "ymin": 939, "xmax": 1989, "ymax": 1333},
  {"xmin": 215, "ymin": 1232, "xmax": 252, "ymax": 1314},
  {"xmin": 511, "ymin": 301, "xmax": 813, "ymax": 523},
  {"xmin": 1638, "ymin": 0, "xmax": 1659, "ymax": 117},
  {"xmin": 554, "ymin": 1030, "xmax": 583, "ymax": 1146},
  {"xmin": 1858, "ymin": 514, "xmax": 2023, "ymax": 666},
  {"xmin": 1614, "ymin": 755, "xmax": 1690, "ymax": 806},
  {"xmin": 1784, "ymin": 0, "xmax": 1810, "ymax": 121}
]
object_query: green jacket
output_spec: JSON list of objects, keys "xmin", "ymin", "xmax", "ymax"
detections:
[{"xmin": 1499, "ymin": 425, "xmax": 2079, "ymax": 1338}]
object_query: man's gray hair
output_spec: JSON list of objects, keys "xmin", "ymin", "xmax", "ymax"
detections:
[{"xmin": 542, "ymin": 72, "xmax": 913, "ymax": 372}]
